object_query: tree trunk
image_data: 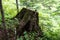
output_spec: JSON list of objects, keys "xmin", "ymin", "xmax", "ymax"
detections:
[
  {"xmin": 0, "ymin": 0, "xmax": 8, "ymax": 40},
  {"xmin": 16, "ymin": 0, "xmax": 19, "ymax": 13}
]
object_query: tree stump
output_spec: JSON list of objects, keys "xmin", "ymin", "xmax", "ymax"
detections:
[{"xmin": 15, "ymin": 8, "xmax": 43, "ymax": 38}]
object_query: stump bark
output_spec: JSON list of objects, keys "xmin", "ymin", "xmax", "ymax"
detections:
[{"xmin": 15, "ymin": 8, "xmax": 43, "ymax": 38}]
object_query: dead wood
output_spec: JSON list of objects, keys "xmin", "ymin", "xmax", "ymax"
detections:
[{"xmin": 15, "ymin": 8, "xmax": 43, "ymax": 38}]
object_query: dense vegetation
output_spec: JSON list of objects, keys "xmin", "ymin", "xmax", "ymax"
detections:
[{"xmin": 0, "ymin": 0, "xmax": 60, "ymax": 40}]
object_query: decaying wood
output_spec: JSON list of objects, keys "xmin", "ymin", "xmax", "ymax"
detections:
[
  {"xmin": 13, "ymin": 8, "xmax": 27, "ymax": 21},
  {"xmin": 15, "ymin": 8, "xmax": 43, "ymax": 38},
  {"xmin": 16, "ymin": 11, "xmax": 31, "ymax": 36}
]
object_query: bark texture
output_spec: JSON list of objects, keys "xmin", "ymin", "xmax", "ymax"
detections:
[{"xmin": 15, "ymin": 8, "xmax": 43, "ymax": 38}]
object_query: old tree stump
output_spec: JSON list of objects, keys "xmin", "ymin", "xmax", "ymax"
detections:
[{"xmin": 15, "ymin": 8, "xmax": 43, "ymax": 38}]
